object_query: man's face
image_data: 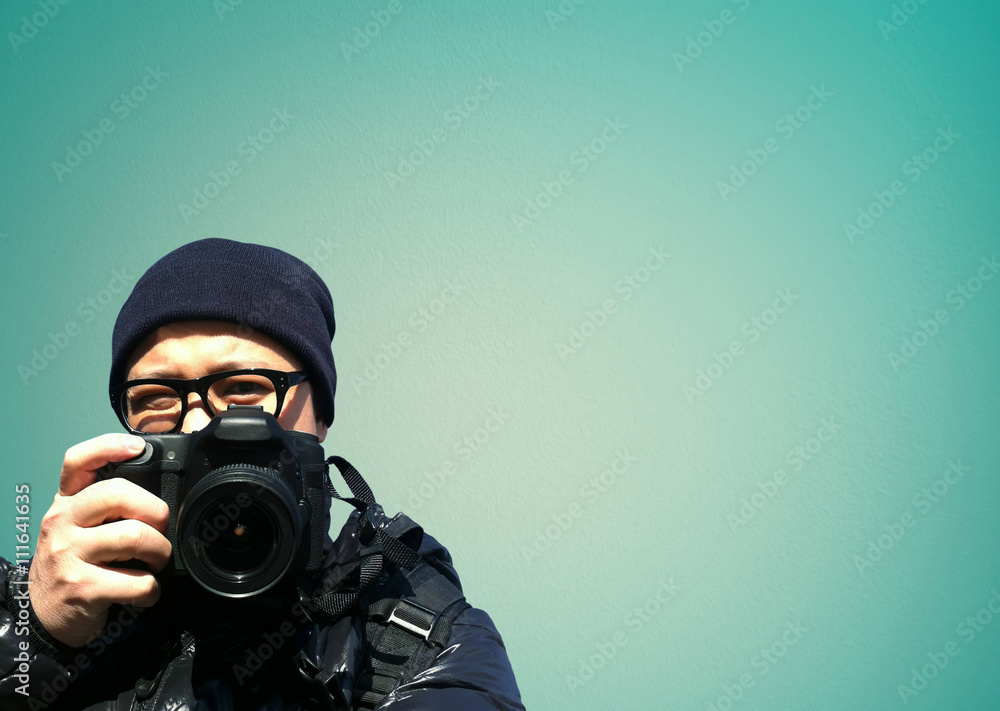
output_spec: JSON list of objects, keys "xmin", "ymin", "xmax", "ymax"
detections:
[{"xmin": 125, "ymin": 320, "xmax": 328, "ymax": 441}]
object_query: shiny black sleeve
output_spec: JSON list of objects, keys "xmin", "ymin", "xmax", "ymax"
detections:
[
  {"xmin": 0, "ymin": 558, "xmax": 83, "ymax": 710},
  {"xmin": 378, "ymin": 605, "xmax": 526, "ymax": 711},
  {"xmin": 306, "ymin": 512, "xmax": 526, "ymax": 710},
  {"xmin": 373, "ymin": 530, "xmax": 525, "ymax": 711}
]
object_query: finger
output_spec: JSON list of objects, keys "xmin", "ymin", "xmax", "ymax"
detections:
[
  {"xmin": 68, "ymin": 478, "xmax": 170, "ymax": 532},
  {"xmin": 87, "ymin": 566, "xmax": 163, "ymax": 609},
  {"xmin": 60, "ymin": 433, "xmax": 148, "ymax": 496},
  {"xmin": 77, "ymin": 519, "xmax": 173, "ymax": 573}
]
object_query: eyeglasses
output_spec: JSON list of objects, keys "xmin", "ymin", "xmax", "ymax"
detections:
[{"xmin": 110, "ymin": 369, "xmax": 310, "ymax": 434}]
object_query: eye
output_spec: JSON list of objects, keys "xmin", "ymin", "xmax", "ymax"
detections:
[
  {"xmin": 225, "ymin": 380, "xmax": 268, "ymax": 396},
  {"xmin": 206, "ymin": 374, "xmax": 279, "ymax": 415},
  {"xmin": 210, "ymin": 375, "xmax": 275, "ymax": 403},
  {"xmin": 140, "ymin": 395, "xmax": 178, "ymax": 410},
  {"xmin": 127, "ymin": 386, "xmax": 180, "ymax": 412}
]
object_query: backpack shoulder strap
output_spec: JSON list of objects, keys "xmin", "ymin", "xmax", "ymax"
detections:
[
  {"xmin": 301, "ymin": 456, "xmax": 471, "ymax": 710},
  {"xmin": 354, "ymin": 560, "xmax": 470, "ymax": 710}
]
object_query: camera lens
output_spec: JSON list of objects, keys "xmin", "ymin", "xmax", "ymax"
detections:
[
  {"xmin": 178, "ymin": 464, "xmax": 302, "ymax": 598},
  {"xmin": 202, "ymin": 496, "xmax": 278, "ymax": 574}
]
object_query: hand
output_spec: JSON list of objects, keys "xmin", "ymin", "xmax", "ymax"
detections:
[{"xmin": 28, "ymin": 433, "xmax": 172, "ymax": 647}]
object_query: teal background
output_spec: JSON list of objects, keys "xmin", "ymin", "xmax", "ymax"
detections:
[{"xmin": 2, "ymin": 1, "xmax": 998, "ymax": 708}]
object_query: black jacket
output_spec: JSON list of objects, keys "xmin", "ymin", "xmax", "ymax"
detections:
[{"xmin": 0, "ymin": 510, "xmax": 524, "ymax": 710}]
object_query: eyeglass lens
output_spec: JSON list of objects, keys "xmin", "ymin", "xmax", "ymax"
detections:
[{"xmin": 123, "ymin": 373, "xmax": 280, "ymax": 433}]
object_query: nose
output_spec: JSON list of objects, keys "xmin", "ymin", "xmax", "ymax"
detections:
[{"xmin": 180, "ymin": 393, "xmax": 213, "ymax": 433}]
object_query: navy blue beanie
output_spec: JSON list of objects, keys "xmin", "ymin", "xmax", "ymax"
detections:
[{"xmin": 110, "ymin": 238, "xmax": 337, "ymax": 425}]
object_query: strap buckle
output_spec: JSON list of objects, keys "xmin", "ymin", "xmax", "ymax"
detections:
[{"xmin": 388, "ymin": 599, "xmax": 439, "ymax": 642}]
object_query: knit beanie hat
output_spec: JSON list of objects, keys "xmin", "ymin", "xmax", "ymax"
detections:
[{"xmin": 110, "ymin": 238, "xmax": 337, "ymax": 425}]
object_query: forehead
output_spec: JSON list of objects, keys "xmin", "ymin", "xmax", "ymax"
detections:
[{"xmin": 126, "ymin": 320, "xmax": 301, "ymax": 380}]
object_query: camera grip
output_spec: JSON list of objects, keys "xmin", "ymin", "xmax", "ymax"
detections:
[
  {"xmin": 107, "ymin": 558, "xmax": 152, "ymax": 572},
  {"xmin": 96, "ymin": 442, "xmax": 155, "ymax": 480}
]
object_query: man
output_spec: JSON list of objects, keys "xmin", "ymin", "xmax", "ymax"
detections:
[{"xmin": 0, "ymin": 238, "xmax": 524, "ymax": 710}]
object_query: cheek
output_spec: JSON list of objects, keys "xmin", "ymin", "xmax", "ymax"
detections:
[
  {"xmin": 277, "ymin": 387, "xmax": 323, "ymax": 436},
  {"xmin": 289, "ymin": 410, "xmax": 319, "ymax": 435},
  {"xmin": 277, "ymin": 407, "xmax": 305, "ymax": 432}
]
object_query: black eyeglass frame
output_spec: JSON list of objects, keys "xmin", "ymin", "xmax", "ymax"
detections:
[{"xmin": 109, "ymin": 368, "xmax": 310, "ymax": 434}]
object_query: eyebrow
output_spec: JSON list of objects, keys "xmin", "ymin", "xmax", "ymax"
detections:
[{"xmin": 130, "ymin": 361, "xmax": 283, "ymax": 380}]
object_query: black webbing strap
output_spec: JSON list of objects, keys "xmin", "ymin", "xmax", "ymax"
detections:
[
  {"xmin": 327, "ymin": 455, "xmax": 376, "ymax": 506},
  {"xmin": 301, "ymin": 456, "xmax": 469, "ymax": 710},
  {"xmin": 306, "ymin": 457, "xmax": 421, "ymax": 624}
]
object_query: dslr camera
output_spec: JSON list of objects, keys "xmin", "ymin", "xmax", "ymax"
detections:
[{"xmin": 98, "ymin": 406, "xmax": 328, "ymax": 598}]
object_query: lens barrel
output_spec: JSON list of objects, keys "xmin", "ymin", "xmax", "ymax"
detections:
[{"xmin": 177, "ymin": 464, "xmax": 302, "ymax": 598}]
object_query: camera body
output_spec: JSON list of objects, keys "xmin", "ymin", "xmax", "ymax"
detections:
[{"xmin": 97, "ymin": 407, "xmax": 328, "ymax": 598}]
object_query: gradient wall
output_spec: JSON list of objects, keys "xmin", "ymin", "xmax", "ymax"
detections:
[{"xmin": 1, "ymin": 1, "xmax": 998, "ymax": 709}]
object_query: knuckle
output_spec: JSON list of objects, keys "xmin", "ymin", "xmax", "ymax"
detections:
[
  {"xmin": 126, "ymin": 521, "xmax": 150, "ymax": 552},
  {"xmin": 38, "ymin": 517, "xmax": 75, "ymax": 559},
  {"xmin": 62, "ymin": 566, "xmax": 85, "ymax": 589},
  {"xmin": 62, "ymin": 439, "xmax": 94, "ymax": 472},
  {"xmin": 38, "ymin": 510, "xmax": 61, "ymax": 538},
  {"xmin": 48, "ymin": 536, "xmax": 74, "ymax": 561},
  {"xmin": 103, "ymin": 482, "xmax": 128, "ymax": 514},
  {"xmin": 62, "ymin": 444, "xmax": 80, "ymax": 469},
  {"xmin": 61, "ymin": 571, "xmax": 90, "ymax": 605}
]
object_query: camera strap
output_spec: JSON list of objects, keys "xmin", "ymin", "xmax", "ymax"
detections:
[
  {"xmin": 304, "ymin": 456, "xmax": 422, "ymax": 622},
  {"xmin": 296, "ymin": 456, "xmax": 469, "ymax": 710}
]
